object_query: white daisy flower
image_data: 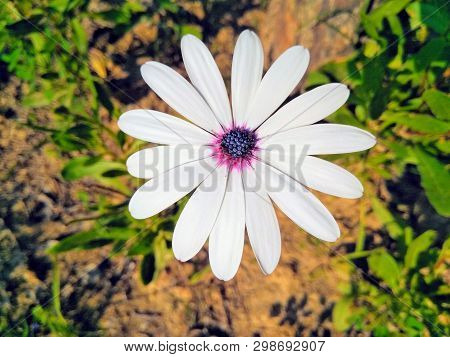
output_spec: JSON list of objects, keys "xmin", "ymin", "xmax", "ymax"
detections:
[{"xmin": 118, "ymin": 30, "xmax": 376, "ymax": 281}]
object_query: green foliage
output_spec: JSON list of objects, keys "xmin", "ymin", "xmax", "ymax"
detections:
[
  {"xmin": 31, "ymin": 306, "xmax": 76, "ymax": 337},
  {"xmin": 315, "ymin": 0, "xmax": 450, "ymax": 216},
  {"xmin": 367, "ymin": 249, "xmax": 401, "ymax": 290},
  {"xmin": 0, "ymin": 0, "xmax": 196, "ymax": 275},
  {"xmin": 327, "ymin": 0, "xmax": 450, "ymax": 336},
  {"xmin": 404, "ymin": 230, "xmax": 437, "ymax": 269},
  {"xmin": 422, "ymin": 89, "xmax": 450, "ymax": 119},
  {"xmin": 414, "ymin": 147, "xmax": 450, "ymax": 217},
  {"xmin": 335, "ymin": 227, "xmax": 449, "ymax": 336},
  {"xmin": 0, "ymin": 0, "xmax": 198, "ymax": 335}
]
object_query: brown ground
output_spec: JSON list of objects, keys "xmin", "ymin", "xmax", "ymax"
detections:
[{"xmin": 1, "ymin": 0, "xmax": 379, "ymax": 336}]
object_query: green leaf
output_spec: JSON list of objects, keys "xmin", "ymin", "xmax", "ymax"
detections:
[
  {"xmin": 361, "ymin": 54, "xmax": 388, "ymax": 98},
  {"xmin": 61, "ymin": 156, "xmax": 125, "ymax": 181},
  {"xmin": 369, "ymin": 87, "xmax": 390, "ymax": 118},
  {"xmin": 437, "ymin": 237, "xmax": 450, "ymax": 264},
  {"xmin": 405, "ymin": 230, "xmax": 437, "ymax": 269},
  {"xmin": 414, "ymin": 147, "xmax": 450, "ymax": 217},
  {"xmin": 71, "ymin": 18, "xmax": 88, "ymax": 54},
  {"xmin": 368, "ymin": 249, "xmax": 401, "ymax": 289},
  {"xmin": 332, "ymin": 298, "xmax": 354, "ymax": 332},
  {"xmin": 6, "ymin": 15, "xmax": 44, "ymax": 35},
  {"xmin": 371, "ymin": 197, "xmax": 403, "ymax": 239},
  {"xmin": 28, "ymin": 32, "xmax": 47, "ymax": 52},
  {"xmin": 405, "ymin": 316, "xmax": 424, "ymax": 335},
  {"xmin": 435, "ymin": 140, "xmax": 450, "ymax": 154},
  {"xmin": 413, "ymin": 37, "xmax": 446, "ymax": 71},
  {"xmin": 407, "ymin": 2, "xmax": 450, "ymax": 34},
  {"xmin": 127, "ymin": 232, "xmax": 157, "ymax": 256},
  {"xmin": 32, "ymin": 305, "xmax": 76, "ymax": 336},
  {"xmin": 373, "ymin": 325, "xmax": 390, "ymax": 336},
  {"xmin": 22, "ymin": 91, "xmax": 53, "ymax": 107},
  {"xmin": 304, "ymin": 71, "xmax": 331, "ymax": 88},
  {"xmin": 48, "ymin": 0, "xmax": 70, "ymax": 12},
  {"xmin": 366, "ymin": 0, "xmax": 412, "ymax": 29},
  {"xmin": 189, "ymin": 266, "xmax": 212, "ymax": 284},
  {"xmin": 153, "ymin": 234, "xmax": 173, "ymax": 276},
  {"xmin": 179, "ymin": 24, "xmax": 202, "ymax": 39},
  {"xmin": 381, "ymin": 112, "xmax": 450, "ymax": 134},
  {"xmin": 47, "ymin": 228, "xmax": 136, "ymax": 254},
  {"xmin": 363, "ymin": 39, "xmax": 381, "ymax": 58},
  {"xmin": 423, "ymin": 89, "xmax": 450, "ymax": 120},
  {"xmin": 327, "ymin": 107, "xmax": 366, "ymax": 128}
]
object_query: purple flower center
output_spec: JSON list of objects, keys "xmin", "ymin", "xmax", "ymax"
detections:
[
  {"xmin": 220, "ymin": 128, "xmax": 257, "ymax": 159},
  {"xmin": 212, "ymin": 126, "xmax": 259, "ymax": 171}
]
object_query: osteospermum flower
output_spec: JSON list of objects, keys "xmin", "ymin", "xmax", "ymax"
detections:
[{"xmin": 118, "ymin": 30, "xmax": 376, "ymax": 281}]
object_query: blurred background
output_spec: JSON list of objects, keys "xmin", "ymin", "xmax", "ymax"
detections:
[{"xmin": 0, "ymin": 0, "xmax": 449, "ymax": 337}]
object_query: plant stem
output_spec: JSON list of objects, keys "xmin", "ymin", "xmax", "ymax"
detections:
[{"xmin": 51, "ymin": 254, "xmax": 64, "ymax": 321}]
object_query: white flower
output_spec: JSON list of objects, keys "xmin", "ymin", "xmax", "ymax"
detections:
[{"xmin": 118, "ymin": 30, "xmax": 376, "ymax": 281}]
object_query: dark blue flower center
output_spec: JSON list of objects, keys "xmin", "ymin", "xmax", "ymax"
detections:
[{"xmin": 220, "ymin": 128, "xmax": 257, "ymax": 159}]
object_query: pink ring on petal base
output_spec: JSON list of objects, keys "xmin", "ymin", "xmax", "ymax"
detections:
[{"xmin": 211, "ymin": 125, "xmax": 260, "ymax": 172}]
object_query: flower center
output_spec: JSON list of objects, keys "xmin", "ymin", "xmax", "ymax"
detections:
[
  {"xmin": 220, "ymin": 128, "xmax": 257, "ymax": 159},
  {"xmin": 211, "ymin": 126, "xmax": 259, "ymax": 171}
]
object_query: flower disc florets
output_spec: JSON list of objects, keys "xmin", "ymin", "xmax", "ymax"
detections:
[{"xmin": 213, "ymin": 126, "xmax": 259, "ymax": 170}]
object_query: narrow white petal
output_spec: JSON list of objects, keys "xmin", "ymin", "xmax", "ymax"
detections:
[
  {"xmin": 232, "ymin": 30, "xmax": 263, "ymax": 125},
  {"xmin": 172, "ymin": 165, "xmax": 228, "ymax": 262},
  {"xmin": 118, "ymin": 109, "xmax": 213, "ymax": 145},
  {"xmin": 254, "ymin": 161, "xmax": 340, "ymax": 242},
  {"xmin": 209, "ymin": 170, "xmax": 245, "ymax": 281},
  {"xmin": 244, "ymin": 46, "xmax": 310, "ymax": 129},
  {"xmin": 243, "ymin": 168, "xmax": 281, "ymax": 275},
  {"xmin": 258, "ymin": 83, "xmax": 350, "ymax": 137},
  {"xmin": 261, "ymin": 124, "xmax": 376, "ymax": 155},
  {"xmin": 129, "ymin": 157, "xmax": 216, "ymax": 219},
  {"xmin": 181, "ymin": 35, "xmax": 232, "ymax": 127},
  {"xmin": 259, "ymin": 151, "xmax": 363, "ymax": 198},
  {"xmin": 126, "ymin": 145, "xmax": 213, "ymax": 179},
  {"xmin": 141, "ymin": 61, "xmax": 222, "ymax": 132}
]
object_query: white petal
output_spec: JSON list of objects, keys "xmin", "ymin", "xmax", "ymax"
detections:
[
  {"xmin": 181, "ymin": 35, "xmax": 232, "ymax": 128},
  {"xmin": 258, "ymin": 83, "xmax": 350, "ymax": 137},
  {"xmin": 209, "ymin": 170, "xmax": 245, "ymax": 281},
  {"xmin": 172, "ymin": 165, "xmax": 228, "ymax": 262},
  {"xmin": 259, "ymin": 151, "xmax": 363, "ymax": 198},
  {"xmin": 141, "ymin": 61, "xmax": 222, "ymax": 132},
  {"xmin": 243, "ymin": 168, "xmax": 281, "ymax": 275},
  {"xmin": 255, "ymin": 161, "xmax": 340, "ymax": 242},
  {"xmin": 126, "ymin": 145, "xmax": 213, "ymax": 179},
  {"xmin": 129, "ymin": 157, "xmax": 216, "ymax": 219},
  {"xmin": 261, "ymin": 124, "xmax": 376, "ymax": 155},
  {"xmin": 118, "ymin": 109, "xmax": 213, "ymax": 145},
  {"xmin": 244, "ymin": 46, "xmax": 310, "ymax": 129},
  {"xmin": 232, "ymin": 30, "xmax": 263, "ymax": 125}
]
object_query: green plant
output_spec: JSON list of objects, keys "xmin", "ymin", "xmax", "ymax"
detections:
[
  {"xmin": 308, "ymin": 0, "xmax": 449, "ymax": 210},
  {"xmin": 316, "ymin": 0, "xmax": 450, "ymax": 336},
  {"xmin": 334, "ymin": 227, "xmax": 449, "ymax": 336},
  {"xmin": 0, "ymin": 0, "xmax": 200, "ymax": 335}
]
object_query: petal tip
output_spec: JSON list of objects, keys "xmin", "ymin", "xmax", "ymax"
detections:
[
  {"xmin": 117, "ymin": 115, "xmax": 125, "ymax": 132},
  {"xmin": 129, "ymin": 209, "xmax": 147, "ymax": 220},
  {"xmin": 325, "ymin": 230, "xmax": 340, "ymax": 243},
  {"xmin": 173, "ymin": 250, "xmax": 190, "ymax": 263},
  {"xmin": 260, "ymin": 264, "xmax": 277, "ymax": 276},
  {"xmin": 210, "ymin": 265, "xmax": 238, "ymax": 281},
  {"xmin": 117, "ymin": 111, "xmax": 136, "ymax": 133},
  {"xmin": 129, "ymin": 196, "xmax": 150, "ymax": 220},
  {"xmin": 367, "ymin": 134, "xmax": 377, "ymax": 148},
  {"xmin": 241, "ymin": 29, "xmax": 257, "ymax": 37},
  {"xmin": 182, "ymin": 33, "xmax": 198, "ymax": 41}
]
